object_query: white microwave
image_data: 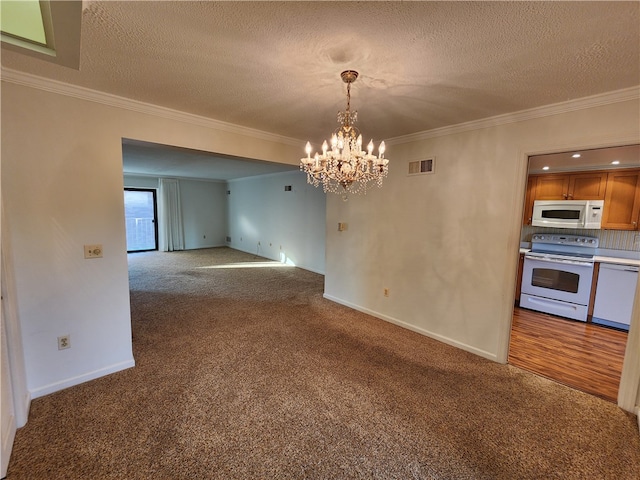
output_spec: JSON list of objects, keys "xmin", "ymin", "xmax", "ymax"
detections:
[{"xmin": 532, "ymin": 199, "xmax": 604, "ymax": 229}]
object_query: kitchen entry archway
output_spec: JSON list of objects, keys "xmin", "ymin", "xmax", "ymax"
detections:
[
  {"xmin": 508, "ymin": 144, "xmax": 640, "ymax": 405},
  {"xmin": 124, "ymin": 188, "xmax": 158, "ymax": 253}
]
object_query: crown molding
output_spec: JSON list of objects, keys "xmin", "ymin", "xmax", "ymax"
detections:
[
  {"xmin": 3, "ymin": 68, "xmax": 637, "ymax": 149},
  {"xmin": 0, "ymin": 67, "xmax": 301, "ymax": 147},
  {"xmin": 387, "ymin": 86, "xmax": 640, "ymax": 145}
]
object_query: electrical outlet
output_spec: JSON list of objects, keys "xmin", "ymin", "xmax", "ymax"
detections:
[
  {"xmin": 84, "ymin": 244, "xmax": 103, "ymax": 259},
  {"xmin": 384, "ymin": 288, "xmax": 390, "ymax": 297},
  {"xmin": 58, "ymin": 335, "xmax": 70, "ymax": 350}
]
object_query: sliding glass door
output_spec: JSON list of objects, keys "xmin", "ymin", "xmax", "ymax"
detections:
[{"xmin": 124, "ymin": 188, "xmax": 158, "ymax": 252}]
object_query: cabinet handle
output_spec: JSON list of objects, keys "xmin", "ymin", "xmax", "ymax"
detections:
[
  {"xmin": 563, "ymin": 193, "xmax": 568, "ymax": 199},
  {"xmin": 633, "ymin": 221, "xmax": 638, "ymax": 228},
  {"xmin": 567, "ymin": 194, "xmax": 573, "ymax": 199}
]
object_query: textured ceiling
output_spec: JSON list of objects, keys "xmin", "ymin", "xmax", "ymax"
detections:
[{"xmin": 2, "ymin": 1, "xmax": 639, "ymax": 178}]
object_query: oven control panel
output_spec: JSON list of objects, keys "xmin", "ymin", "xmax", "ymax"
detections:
[{"xmin": 531, "ymin": 234, "xmax": 598, "ymax": 247}]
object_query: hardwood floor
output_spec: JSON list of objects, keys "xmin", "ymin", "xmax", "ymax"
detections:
[{"xmin": 508, "ymin": 307, "xmax": 628, "ymax": 402}]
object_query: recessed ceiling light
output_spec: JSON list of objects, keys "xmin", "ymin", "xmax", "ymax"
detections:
[
  {"xmin": 542, "ymin": 166, "xmax": 550, "ymax": 170},
  {"xmin": 572, "ymin": 153, "xmax": 581, "ymax": 158},
  {"xmin": 611, "ymin": 160, "xmax": 620, "ymax": 165}
]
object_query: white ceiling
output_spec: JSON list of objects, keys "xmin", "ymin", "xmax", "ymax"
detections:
[
  {"xmin": 2, "ymin": 1, "xmax": 639, "ymax": 180},
  {"xmin": 528, "ymin": 144, "xmax": 640, "ymax": 174}
]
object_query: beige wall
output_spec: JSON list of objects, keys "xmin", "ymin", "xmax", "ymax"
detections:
[
  {"xmin": 3, "ymin": 75, "xmax": 639, "ymax": 412},
  {"xmin": 1, "ymin": 80, "xmax": 299, "ymax": 398},
  {"xmin": 324, "ymin": 98, "xmax": 640, "ymax": 408}
]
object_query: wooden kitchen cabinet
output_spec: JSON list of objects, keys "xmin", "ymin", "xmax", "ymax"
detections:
[
  {"xmin": 514, "ymin": 253, "xmax": 525, "ymax": 305},
  {"xmin": 568, "ymin": 172, "xmax": 608, "ymax": 200},
  {"xmin": 523, "ymin": 169, "xmax": 635, "ymax": 226},
  {"xmin": 532, "ymin": 174, "xmax": 570, "ymax": 200},
  {"xmin": 601, "ymin": 169, "xmax": 640, "ymax": 230},
  {"xmin": 532, "ymin": 172, "xmax": 607, "ymax": 200},
  {"xmin": 522, "ymin": 176, "xmax": 537, "ymax": 225},
  {"xmin": 587, "ymin": 263, "xmax": 600, "ymax": 320}
]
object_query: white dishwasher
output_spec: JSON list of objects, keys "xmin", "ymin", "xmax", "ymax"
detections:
[{"xmin": 592, "ymin": 263, "xmax": 639, "ymax": 330}]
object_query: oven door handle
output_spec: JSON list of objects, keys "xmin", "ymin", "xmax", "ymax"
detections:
[{"xmin": 524, "ymin": 254, "xmax": 594, "ymax": 267}]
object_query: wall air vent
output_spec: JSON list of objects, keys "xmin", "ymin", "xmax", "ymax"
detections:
[{"xmin": 408, "ymin": 158, "xmax": 435, "ymax": 176}]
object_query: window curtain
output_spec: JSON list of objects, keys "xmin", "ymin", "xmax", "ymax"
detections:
[{"xmin": 159, "ymin": 178, "xmax": 185, "ymax": 251}]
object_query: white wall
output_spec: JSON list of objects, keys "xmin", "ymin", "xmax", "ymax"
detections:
[
  {"xmin": 123, "ymin": 175, "xmax": 158, "ymax": 189},
  {"xmin": 1, "ymin": 78, "xmax": 300, "ymax": 398},
  {"xmin": 2, "ymin": 72, "xmax": 639, "ymax": 413},
  {"xmin": 227, "ymin": 171, "xmax": 326, "ymax": 274},
  {"xmin": 324, "ymin": 97, "xmax": 640, "ymax": 403},
  {"xmin": 124, "ymin": 175, "xmax": 228, "ymax": 251},
  {"xmin": 180, "ymin": 179, "xmax": 228, "ymax": 250},
  {"xmin": 124, "ymin": 171, "xmax": 325, "ymax": 269}
]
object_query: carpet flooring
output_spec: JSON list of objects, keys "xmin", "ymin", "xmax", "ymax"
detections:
[{"xmin": 6, "ymin": 247, "xmax": 640, "ymax": 479}]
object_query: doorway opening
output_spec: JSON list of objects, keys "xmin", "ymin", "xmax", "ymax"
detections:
[
  {"xmin": 124, "ymin": 188, "xmax": 158, "ymax": 252},
  {"xmin": 508, "ymin": 144, "xmax": 640, "ymax": 403}
]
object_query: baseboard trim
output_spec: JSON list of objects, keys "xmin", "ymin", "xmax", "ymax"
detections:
[
  {"xmin": 636, "ymin": 407, "xmax": 640, "ymax": 434},
  {"xmin": 30, "ymin": 359, "xmax": 135, "ymax": 399},
  {"xmin": 185, "ymin": 244, "xmax": 228, "ymax": 250},
  {"xmin": 322, "ymin": 294, "xmax": 498, "ymax": 361},
  {"xmin": 15, "ymin": 391, "xmax": 31, "ymax": 428},
  {"xmin": 228, "ymin": 245, "xmax": 325, "ymax": 275},
  {"xmin": 0, "ymin": 415, "xmax": 17, "ymax": 479}
]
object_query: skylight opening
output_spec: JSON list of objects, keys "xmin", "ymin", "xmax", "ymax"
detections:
[{"xmin": 1, "ymin": 0, "xmax": 55, "ymax": 55}]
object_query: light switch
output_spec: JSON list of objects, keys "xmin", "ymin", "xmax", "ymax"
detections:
[
  {"xmin": 84, "ymin": 244, "xmax": 103, "ymax": 259},
  {"xmin": 338, "ymin": 222, "xmax": 348, "ymax": 231}
]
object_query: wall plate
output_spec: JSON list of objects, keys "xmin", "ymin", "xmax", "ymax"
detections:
[{"xmin": 84, "ymin": 244, "xmax": 103, "ymax": 258}]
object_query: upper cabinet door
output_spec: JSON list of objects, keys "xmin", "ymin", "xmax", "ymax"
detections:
[
  {"xmin": 534, "ymin": 175, "xmax": 570, "ymax": 200},
  {"xmin": 602, "ymin": 170, "xmax": 640, "ymax": 230},
  {"xmin": 568, "ymin": 172, "xmax": 608, "ymax": 200}
]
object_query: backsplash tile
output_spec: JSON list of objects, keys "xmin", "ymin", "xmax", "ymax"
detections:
[{"xmin": 521, "ymin": 226, "xmax": 640, "ymax": 251}]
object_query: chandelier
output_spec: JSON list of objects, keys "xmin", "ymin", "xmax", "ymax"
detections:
[{"xmin": 300, "ymin": 70, "xmax": 389, "ymax": 196}]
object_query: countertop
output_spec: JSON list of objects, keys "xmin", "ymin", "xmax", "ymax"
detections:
[
  {"xmin": 594, "ymin": 256, "xmax": 640, "ymax": 267},
  {"xmin": 518, "ymin": 247, "xmax": 640, "ymax": 267}
]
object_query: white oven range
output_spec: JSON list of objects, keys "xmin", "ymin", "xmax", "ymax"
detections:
[{"xmin": 520, "ymin": 234, "xmax": 598, "ymax": 322}]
